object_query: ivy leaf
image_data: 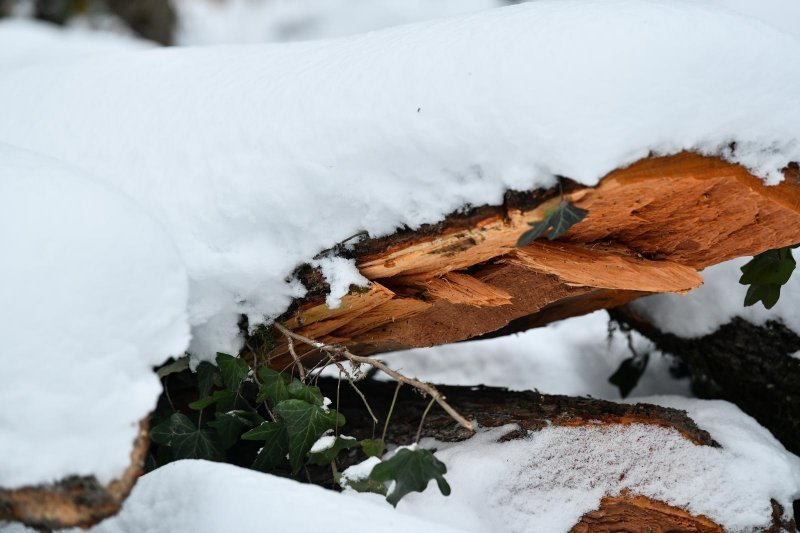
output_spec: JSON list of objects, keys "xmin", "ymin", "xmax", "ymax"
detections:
[
  {"xmin": 608, "ymin": 352, "xmax": 650, "ymax": 398},
  {"xmin": 189, "ymin": 389, "xmax": 235, "ymax": 411},
  {"xmin": 361, "ymin": 438, "xmax": 384, "ymax": 458},
  {"xmin": 307, "ymin": 436, "xmax": 359, "ymax": 466},
  {"xmin": 208, "ymin": 410, "xmax": 254, "ymax": 449},
  {"xmin": 740, "ymin": 247, "xmax": 796, "ymax": 309},
  {"xmin": 257, "ymin": 368, "xmax": 291, "ymax": 404},
  {"xmin": 274, "ymin": 399, "xmax": 344, "ymax": 473},
  {"xmin": 156, "ymin": 357, "xmax": 189, "ymax": 379},
  {"xmin": 197, "ymin": 361, "xmax": 222, "ymax": 399},
  {"xmin": 516, "ymin": 201, "xmax": 588, "ymax": 247},
  {"xmin": 242, "ymin": 422, "xmax": 289, "ymax": 472},
  {"xmin": 288, "ymin": 380, "xmax": 324, "ymax": 406},
  {"xmin": 150, "ymin": 413, "xmax": 224, "ymax": 461},
  {"xmin": 216, "ymin": 352, "xmax": 250, "ymax": 392},
  {"xmin": 368, "ymin": 448, "xmax": 451, "ymax": 507}
]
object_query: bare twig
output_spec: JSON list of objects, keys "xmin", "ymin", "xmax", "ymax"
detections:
[
  {"xmin": 273, "ymin": 322, "xmax": 474, "ymax": 432},
  {"xmin": 285, "ymin": 333, "xmax": 307, "ymax": 380},
  {"xmin": 415, "ymin": 397, "xmax": 436, "ymax": 444},
  {"xmin": 331, "ymin": 358, "xmax": 379, "ymax": 428}
]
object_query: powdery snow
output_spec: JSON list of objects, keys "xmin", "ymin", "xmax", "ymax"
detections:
[
  {"xmin": 0, "ymin": 144, "xmax": 190, "ymax": 488},
  {"xmin": 632, "ymin": 257, "xmax": 800, "ymax": 337},
  {"xmin": 375, "ymin": 311, "xmax": 690, "ymax": 398},
  {"xmin": 385, "ymin": 399, "xmax": 800, "ymax": 532},
  {"xmin": 83, "ymin": 459, "xmax": 467, "ymax": 533},
  {"xmin": 1, "ymin": 1, "xmax": 800, "ymax": 361}
]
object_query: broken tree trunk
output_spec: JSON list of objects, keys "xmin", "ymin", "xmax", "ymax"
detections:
[
  {"xmin": 610, "ymin": 305, "xmax": 800, "ymax": 457},
  {"xmin": 0, "ymin": 422, "xmax": 149, "ymax": 530},
  {"xmin": 318, "ymin": 378, "xmax": 795, "ymax": 532},
  {"xmin": 251, "ymin": 152, "xmax": 800, "ymax": 371}
]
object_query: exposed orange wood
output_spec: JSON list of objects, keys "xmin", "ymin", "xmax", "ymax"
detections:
[{"xmin": 253, "ymin": 153, "xmax": 800, "ymax": 369}]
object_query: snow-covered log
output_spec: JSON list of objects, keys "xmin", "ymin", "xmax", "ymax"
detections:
[
  {"xmin": 320, "ymin": 378, "xmax": 797, "ymax": 532},
  {"xmin": 257, "ymin": 153, "xmax": 800, "ymax": 372}
]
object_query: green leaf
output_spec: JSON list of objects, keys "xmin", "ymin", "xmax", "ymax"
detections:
[
  {"xmin": 257, "ymin": 368, "xmax": 291, "ymax": 404},
  {"xmin": 516, "ymin": 201, "xmax": 588, "ymax": 247},
  {"xmin": 242, "ymin": 422, "xmax": 290, "ymax": 472},
  {"xmin": 744, "ymin": 283, "xmax": 782, "ymax": 309},
  {"xmin": 156, "ymin": 357, "xmax": 189, "ymax": 379},
  {"xmin": 197, "ymin": 361, "xmax": 221, "ymax": 399},
  {"xmin": 343, "ymin": 475, "xmax": 388, "ymax": 495},
  {"xmin": 739, "ymin": 248, "xmax": 796, "ymax": 286},
  {"xmin": 150, "ymin": 413, "xmax": 224, "ymax": 461},
  {"xmin": 208, "ymin": 410, "xmax": 254, "ymax": 449},
  {"xmin": 548, "ymin": 201, "xmax": 589, "ymax": 240},
  {"xmin": 189, "ymin": 389, "xmax": 235, "ymax": 411},
  {"xmin": 739, "ymin": 247, "xmax": 796, "ymax": 309},
  {"xmin": 288, "ymin": 380, "xmax": 324, "ymax": 406},
  {"xmin": 608, "ymin": 352, "xmax": 650, "ymax": 398},
  {"xmin": 274, "ymin": 399, "xmax": 344, "ymax": 473},
  {"xmin": 361, "ymin": 438, "xmax": 384, "ymax": 458},
  {"xmin": 307, "ymin": 436, "xmax": 359, "ymax": 466},
  {"xmin": 368, "ymin": 447, "xmax": 451, "ymax": 507},
  {"xmin": 216, "ymin": 352, "xmax": 250, "ymax": 392}
]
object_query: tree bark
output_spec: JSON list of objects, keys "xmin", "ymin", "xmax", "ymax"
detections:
[
  {"xmin": 609, "ymin": 305, "xmax": 800, "ymax": 457},
  {"xmin": 317, "ymin": 378, "xmax": 793, "ymax": 533},
  {"xmin": 0, "ymin": 422, "xmax": 149, "ymax": 530},
  {"xmin": 251, "ymin": 153, "xmax": 800, "ymax": 373}
]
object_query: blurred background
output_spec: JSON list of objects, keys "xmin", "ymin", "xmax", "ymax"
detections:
[{"xmin": 0, "ymin": 0, "xmax": 524, "ymax": 46}]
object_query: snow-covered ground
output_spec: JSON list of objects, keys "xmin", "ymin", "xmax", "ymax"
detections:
[{"xmin": 1, "ymin": 0, "xmax": 800, "ymax": 531}]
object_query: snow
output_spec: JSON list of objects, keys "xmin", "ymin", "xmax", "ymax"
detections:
[
  {"xmin": 310, "ymin": 434, "xmax": 337, "ymax": 453},
  {"xmin": 2, "ymin": 1, "xmax": 800, "ymax": 362},
  {"xmin": 39, "ymin": 397, "xmax": 798, "ymax": 533},
  {"xmin": 311, "ymin": 256, "xmax": 369, "ymax": 309},
  {"xmin": 340, "ymin": 456, "xmax": 382, "ymax": 486},
  {"xmin": 633, "ymin": 257, "xmax": 800, "ymax": 337},
  {"xmin": 81, "ymin": 459, "xmax": 467, "ymax": 533},
  {"xmin": 0, "ymin": 18, "xmax": 150, "ymax": 70},
  {"xmin": 376, "ymin": 311, "xmax": 690, "ymax": 399},
  {"xmin": 173, "ymin": 0, "xmax": 504, "ymax": 45},
  {"xmin": 387, "ymin": 398, "xmax": 800, "ymax": 532},
  {"xmin": 0, "ymin": 144, "xmax": 190, "ymax": 488}
]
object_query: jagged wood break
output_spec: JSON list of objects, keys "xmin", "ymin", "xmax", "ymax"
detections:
[
  {"xmin": 0, "ymin": 422, "xmax": 149, "ymax": 530},
  {"xmin": 257, "ymin": 152, "xmax": 800, "ymax": 371}
]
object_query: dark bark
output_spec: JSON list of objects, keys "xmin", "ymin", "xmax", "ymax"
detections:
[{"xmin": 609, "ymin": 306, "xmax": 800, "ymax": 456}]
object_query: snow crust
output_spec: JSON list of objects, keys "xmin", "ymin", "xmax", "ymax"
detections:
[
  {"xmin": 389, "ymin": 400, "xmax": 800, "ymax": 532},
  {"xmin": 633, "ymin": 257, "xmax": 800, "ymax": 337},
  {"xmin": 2, "ymin": 1, "xmax": 800, "ymax": 361},
  {"xmin": 0, "ymin": 145, "xmax": 190, "ymax": 488}
]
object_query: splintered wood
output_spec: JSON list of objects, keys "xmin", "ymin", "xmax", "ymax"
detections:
[{"xmin": 259, "ymin": 153, "xmax": 800, "ymax": 370}]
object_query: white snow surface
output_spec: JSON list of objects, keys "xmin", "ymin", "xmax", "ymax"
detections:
[
  {"xmin": 389, "ymin": 399, "xmax": 800, "ymax": 532},
  {"xmin": 83, "ymin": 459, "xmax": 466, "ymax": 533},
  {"xmin": 376, "ymin": 311, "xmax": 690, "ymax": 398},
  {"xmin": 2, "ymin": 0, "xmax": 800, "ymax": 363},
  {"xmin": 58, "ymin": 398, "xmax": 799, "ymax": 533},
  {"xmin": 0, "ymin": 145, "xmax": 190, "ymax": 488},
  {"xmin": 633, "ymin": 257, "xmax": 800, "ymax": 337}
]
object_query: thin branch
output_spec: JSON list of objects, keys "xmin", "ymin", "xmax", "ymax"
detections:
[
  {"xmin": 273, "ymin": 322, "xmax": 474, "ymax": 432},
  {"xmin": 415, "ymin": 397, "xmax": 436, "ymax": 444},
  {"xmin": 331, "ymin": 358, "xmax": 379, "ymax": 428},
  {"xmin": 285, "ymin": 333, "xmax": 307, "ymax": 380}
]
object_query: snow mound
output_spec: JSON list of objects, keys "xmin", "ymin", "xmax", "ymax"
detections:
[
  {"xmin": 86, "ymin": 459, "xmax": 467, "ymax": 533},
  {"xmin": 0, "ymin": 144, "xmax": 189, "ymax": 488},
  {"xmin": 632, "ymin": 257, "xmax": 800, "ymax": 337},
  {"xmin": 2, "ymin": 1, "xmax": 800, "ymax": 360}
]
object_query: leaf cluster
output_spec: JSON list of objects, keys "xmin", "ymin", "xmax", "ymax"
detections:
[{"xmin": 739, "ymin": 246, "xmax": 797, "ymax": 309}]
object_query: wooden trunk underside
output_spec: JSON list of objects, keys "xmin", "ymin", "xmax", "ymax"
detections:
[{"xmin": 257, "ymin": 153, "xmax": 800, "ymax": 371}]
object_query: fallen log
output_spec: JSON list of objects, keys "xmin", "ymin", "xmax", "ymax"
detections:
[
  {"xmin": 318, "ymin": 378, "xmax": 794, "ymax": 532},
  {"xmin": 610, "ymin": 305, "xmax": 800, "ymax": 457},
  {"xmin": 0, "ymin": 422, "xmax": 149, "ymax": 530},
  {"xmin": 253, "ymin": 153, "xmax": 800, "ymax": 371}
]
